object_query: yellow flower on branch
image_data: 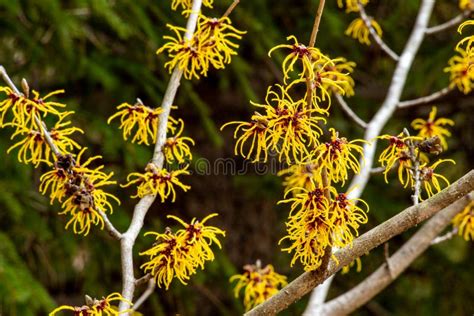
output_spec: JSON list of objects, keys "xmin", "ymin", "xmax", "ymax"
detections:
[
  {"xmin": 122, "ymin": 163, "xmax": 190, "ymax": 201},
  {"xmin": 171, "ymin": 0, "xmax": 213, "ymax": 12},
  {"xmin": 230, "ymin": 262, "xmax": 287, "ymax": 310},
  {"xmin": 459, "ymin": 0, "xmax": 474, "ymax": 10},
  {"xmin": 419, "ymin": 159, "xmax": 455, "ymax": 198},
  {"xmin": 444, "ymin": 47, "xmax": 474, "ymax": 94},
  {"xmin": 411, "ymin": 106, "xmax": 454, "ymax": 150},
  {"xmin": 268, "ymin": 35, "xmax": 328, "ymax": 83},
  {"xmin": 163, "ymin": 119, "xmax": 195, "ymax": 163},
  {"xmin": 140, "ymin": 214, "xmax": 225, "ymax": 289},
  {"xmin": 7, "ymin": 128, "xmax": 51, "ymax": 167},
  {"xmin": 49, "ymin": 292, "xmax": 131, "ymax": 315},
  {"xmin": 107, "ymin": 102, "xmax": 175, "ymax": 145},
  {"xmin": 278, "ymin": 163, "xmax": 322, "ymax": 195},
  {"xmin": 318, "ymin": 57, "xmax": 356, "ymax": 97},
  {"xmin": 456, "ymin": 19, "xmax": 474, "ymax": 50},
  {"xmin": 337, "ymin": 0, "xmax": 369, "ymax": 13},
  {"xmin": 341, "ymin": 257, "xmax": 362, "ymax": 274},
  {"xmin": 311, "ymin": 128, "xmax": 366, "ymax": 185},
  {"xmin": 345, "ymin": 17, "xmax": 382, "ymax": 45},
  {"xmin": 452, "ymin": 201, "xmax": 474, "ymax": 241}
]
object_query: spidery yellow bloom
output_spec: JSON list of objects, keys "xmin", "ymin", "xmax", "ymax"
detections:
[
  {"xmin": 268, "ymin": 35, "xmax": 328, "ymax": 83},
  {"xmin": 230, "ymin": 262, "xmax": 287, "ymax": 311},
  {"xmin": 411, "ymin": 106, "xmax": 454, "ymax": 150},
  {"xmin": 444, "ymin": 47, "xmax": 474, "ymax": 94},
  {"xmin": 378, "ymin": 134, "xmax": 422, "ymax": 185},
  {"xmin": 418, "ymin": 159, "xmax": 455, "ymax": 199},
  {"xmin": 278, "ymin": 163, "xmax": 321, "ymax": 195},
  {"xmin": 337, "ymin": 0, "xmax": 369, "ymax": 13},
  {"xmin": 456, "ymin": 20, "xmax": 474, "ymax": 49},
  {"xmin": 122, "ymin": 163, "xmax": 190, "ymax": 201},
  {"xmin": 140, "ymin": 214, "xmax": 225, "ymax": 289},
  {"xmin": 341, "ymin": 257, "xmax": 362, "ymax": 274},
  {"xmin": 345, "ymin": 17, "xmax": 382, "ymax": 45},
  {"xmin": 311, "ymin": 128, "xmax": 366, "ymax": 185},
  {"xmin": 49, "ymin": 292, "xmax": 131, "ymax": 315},
  {"xmin": 107, "ymin": 102, "xmax": 177, "ymax": 145},
  {"xmin": 318, "ymin": 57, "xmax": 356, "ymax": 98},
  {"xmin": 163, "ymin": 119, "xmax": 195, "ymax": 163},
  {"xmin": 452, "ymin": 201, "xmax": 474, "ymax": 241}
]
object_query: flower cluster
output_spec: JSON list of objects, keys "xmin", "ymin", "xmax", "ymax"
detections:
[
  {"xmin": 452, "ymin": 201, "xmax": 474, "ymax": 241},
  {"xmin": 157, "ymin": 15, "xmax": 246, "ymax": 80},
  {"xmin": 40, "ymin": 149, "xmax": 120, "ymax": 235},
  {"xmin": 140, "ymin": 214, "xmax": 225, "ymax": 289},
  {"xmin": 378, "ymin": 108, "xmax": 455, "ymax": 199},
  {"xmin": 345, "ymin": 17, "xmax": 383, "ymax": 45},
  {"xmin": 163, "ymin": 118, "xmax": 195, "ymax": 163},
  {"xmin": 445, "ymin": 20, "xmax": 474, "ymax": 94},
  {"xmin": 230, "ymin": 262, "xmax": 287, "ymax": 311},
  {"xmin": 122, "ymin": 163, "xmax": 190, "ymax": 202},
  {"xmin": 49, "ymin": 292, "xmax": 131, "ymax": 315},
  {"xmin": 171, "ymin": 0, "xmax": 213, "ymax": 13},
  {"xmin": 0, "ymin": 86, "xmax": 83, "ymax": 166},
  {"xmin": 337, "ymin": 0, "xmax": 369, "ymax": 13},
  {"xmin": 279, "ymin": 184, "xmax": 368, "ymax": 270}
]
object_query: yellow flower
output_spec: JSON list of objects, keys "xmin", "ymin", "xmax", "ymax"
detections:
[
  {"xmin": 171, "ymin": 0, "xmax": 213, "ymax": 12},
  {"xmin": 459, "ymin": 0, "xmax": 474, "ymax": 10},
  {"xmin": 230, "ymin": 262, "xmax": 287, "ymax": 311},
  {"xmin": 221, "ymin": 113, "xmax": 270, "ymax": 163},
  {"xmin": 311, "ymin": 128, "xmax": 366, "ymax": 185},
  {"xmin": 456, "ymin": 19, "xmax": 474, "ymax": 50},
  {"xmin": 122, "ymin": 163, "xmax": 190, "ymax": 201},
  {"xmin": 378, "ymin": 134, "xmax": 422, "ymax": 184},
  {"xmin": 169, "ymin": 213, "xmax": 225, "ymax": 268},
  {"xmin": 345, "ymin": 17, "xmax": 382, "ymax": 45},
  {"xmin": 452, "ymin": 201, "xmax": 474, "ymax": 241},
  {"xmin": 49, "ymin": 292, "xmax": 131, "ymax": 315},
  {"xmin": 411, "ymin": 106, "xmax": 454, "ymax": 150},
  {"xmin": 419, "ymin": 159, "xmax": 455, "ymax": 198},
  {"xmin": 278, "ymin": 163, "xmax": 322, "ymax": 195},
  {"xmin": 107, "ymin": 102, "xmax": 176, "ymax": 145},
  {"xmin": 163, "ymin": 119, "xmax": 195, "ymax": 163},
  {"xmin": 330, "ymin": 191, "xmax": 369, "ymax": 248},
  {"xmin": 140, "ymin": 214, "xmax": 224, "ymax": 289},
  {"xmin": 196, "ymin": 15, "xmax": 246, "ymax": 64},
  {"xmin": 337, "ymin": 0, "xmax": 369, "ymax": 13},
  {"xmin": 444, "ymin": 47, "xmax": 474, "ymax": 94},
  {"xmin": 319, "ymin": 57, "xmax": 356, "ymax": 97},
  {"xmin": 341, "ymin": 257, "xmax": 362, "ymax": 274},
  {"xmin": 7, "ymin": 128, "xmax": 52, "ymax": 167},
  {"xmin": 268, "ymin": 35, "xmax": 328, "ymax": 83}
]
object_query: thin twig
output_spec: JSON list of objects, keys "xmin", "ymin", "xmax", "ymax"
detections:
[
  {"xmin": 118, "ymin": 0, "xmax": 203, "ymax": 313},
  {"xmin": 135, "ymin": 273, "xmax": 152, "ymax": 286},
  {"xmin": 309, "ymin": 0, "xmax": 326, "ymax": 47},
  {"xmin": 244, "ymin": 170, "xmax": 474, "ymax": 316},
  {"xmin": 317, "ymin": 192, "xmax": 473, "ymax": 315},
  {"xmin": 357, "ymin": 3, "xmax": 400, "ymax": 61},
  {"xmin": 334, "ymin": 93, "xmax": 367, "ymax": 129},
  {"xmin": 99, "ymin": 210, "xmax": 123, "ymax": 240},
  {"xmin": 132, "ymin": 279, "xmax": 156, "ymax": 311},
  {"xmin": 398, "ymin": 86, "xmax": 452, "ymax": 108},
  {"xmin": 403, "ymin": 128, "xmax": 421, "ymax": 205},
  {"xmin": 222, "ymin": 0, "xmax": 240, "ymax": 18},
  {"xmin": 425, "ymin": 10, "xmax": 472, "ymax": 35},
  {"xmin": 431, "ymin": 227, "xmax": 458, "ymax": 245},
  {"xmin": 370, "ymin": 166, "xmax": 386, "ymax": 174},
  {"xmin": 383, "ymin": 243, "xmax": 395, "ymax": 279}
]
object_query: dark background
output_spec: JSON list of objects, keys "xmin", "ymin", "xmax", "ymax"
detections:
[{"xmin": 0, "ymin": 0, "xmax": 473, "ymax": 315}]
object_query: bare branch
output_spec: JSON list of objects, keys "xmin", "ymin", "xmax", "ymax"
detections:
[
  {"xmin": 244, "ymin": 169, "xmax": 474, "ymax": 316},
  {"xmin": 132, "ymin": 279, "xmax": 156, "ymax": 311},
  {"xmin": 118, "ymin": 0, "xmax": 203, "ymax": 313},
  {"xmin": 222, "ymin": 0, "xmax": 240, "ymax": 18},
  {"xmin": 334, "ymin": 93, "xmax": 367, "ymax": 129},
  {"xmin": 431, "ymin": 227, "xmax": 458, "ymax": 245},
  {"xmin": 403, "ymin": 128, "xmax": 421, "ymax": 205},
  {"xmin": 425, "ymin": 10, "xmax": 472, "ymax": 35},
  {"xmin": 398, "ymin": 86, "xmax": 452, "ymax": 108},
  {"xmin": 309, "ymin": 0, "xmax": 326, "ymax": 47},
  {"xmin": 317, "ymin": 192, "xmax": 473, "ymax": 315},
  {"xmin": 358, "ymin": 3, "xmax": 400, "ymax": 61},
  {"xmin": 370, "ymin": 166, "xmax": 386, "ymax": 174},
  {"xmin": 98, "ymin": 210, "xmax": 122, "ymax": 240}
]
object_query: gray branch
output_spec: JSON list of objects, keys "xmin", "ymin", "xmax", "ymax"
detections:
[
  {"xmin": 334, "ymin": 93, "xmax": 367, "ymax": 129},
  {"xmin": 425, "ymin": 10, "xmax": 472, "ymax": 35},
  {"xmin": 398, "ymin": 86, "xmax": 452, "ymax": 108}
]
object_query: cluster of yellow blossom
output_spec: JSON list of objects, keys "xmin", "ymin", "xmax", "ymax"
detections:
[
  {"xmin": 230, "ymin": 262, "xmax": 287, "ymax": 310},
  {"xmin": 171, "ymin": 0, "xmax": 213, "ymax": 13},
  {"xmin": 459, "ymin": 0, "xmax": 474, "ymax": 10},
  {"xmin": 49, "ymin": 293, "xmax": 131, "ymax": 315},
  {"xmin": 222, "ymin": 30, "xmax": 368, "ymax": 273},
  {"xmin": 445, "ymin": 20, "xmax": 474, "ymax": 94},
  {"xmin": 140, "ymin": 214, "xmax": 225, "ymax": 289},
  {"xmin": 0, "ymin": 83, "xmax": 120, "ymax": 236},
  {"xmin": 337, "ymin": 0, "xmax": 383, "ymax": 46},
  {"xmin": 378, "ymin": 107, "xmax": 455, "ymax": 200},
  {"xmin": 40, "ymin": 149, "xmax": 120, "ymax": 235},
  {"xmin": 158, "ymin": 15, "xmax": 246, "ymax": 80}
]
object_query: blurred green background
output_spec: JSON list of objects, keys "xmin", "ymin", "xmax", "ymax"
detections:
[{"xmin": 0, "ymin": 0, "xmax": 473, "ymax": 315}]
